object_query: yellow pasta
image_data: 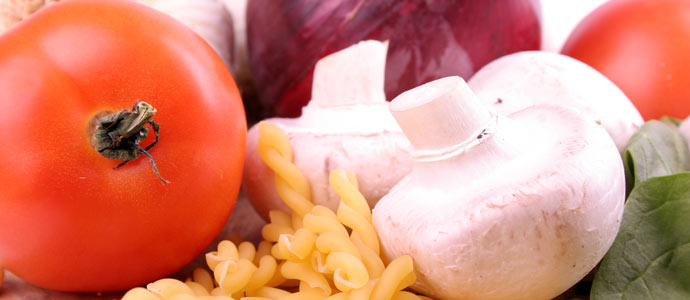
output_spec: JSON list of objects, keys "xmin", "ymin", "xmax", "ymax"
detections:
[
  {"xmin": 261, "ymin": 211, "xmax": 295, "ymax": 242},
  {"xmin": 281, "ymin": 260, "xmax": 331, "ymax": 296},
  {"xmin": 245, "ymin": 286, "xmax": 291, "ymax": 299},
  {"xmin": 210, "ymin": 287, "xmax": 227, "ymax": 297},
  {"xmin": 325, "ymin": 292, "xmax": 349, "ymax": 300},
  {"xmin": 185, "ymin": 281, "xmax": 211, "ymax": 296},
  {"xmin": 255, "ymin": 241, "xmax": 273, "ymax": 264},
  {"xmin": 392, "ymin": 291, "xmax": 429, "ymax": 300},
  {"xmin": 206, "ymin": 240, "xmax": 240, "ymax": 270},
  {"xmin": 337, "ymin": 201, "xmax": 380, "ymax": 256},
  {"xmin": 315, "ymin": 231, "xmax": 361, "ymax": 259},
  {"xmin": 370, "ymin": 256, "xmax": 416, "ymax": 300},
  {"xmin": 280, "ymin": 290, "xmax": 328, "ymax": 300},
  {"xmin": 326, "ymin": 252, "xmax": 369, "ymax": 292},
  {"xmin": 291, "ymin": 211, "xmax": 304, "ymax": 229},
  {"xmin": 244, "ymin": 255, "xmax": 278, "ymax": 292},
  {"xmin": 329, "ymin": 170, "xmax": 371, "ymax": 221},
  {"xmin": 147, "ymin": 278, "xmax": 196, "ymax": 299},
  {"xmin": 191, "ymin": 268, "xmax": 215, "ymax": 293},
  {"xmin": 347, "ymin": 280, "xmax": 377, "ymax": 300},
  {"xmin": 264, "ymin": 261, "xmax": 290, "ymax": 288},
  {"xmin": 275, "ymin": 228, "xmax": 315, "ymax": 261},
  {"xmin": 350, "ymin": 234, "xmax": 386, "ymax": 279},
  {"xmin": 310, "ymin": 250, "xmax": 329, "ymax": 273},
  {"xmin": 120, "ymin": 122, "xmax": 432, "ymax": 300},
  {"xmin": 215, "ymin": 259, "xmax": 257, "ymax": 294},
  {"xmin": 303, "ymin": 206, "xmax": 349, "ymax": 237},
  {"xmin": 257, "ymin": 122, "xmax": 313, "ymax": 217},
  {"xmin": 122, "ymin": 287, "xmax": 159, "ymax": 300},
  {"xmin": 238, "ymin": 241, "xmax": 257, "ymax": 262}
]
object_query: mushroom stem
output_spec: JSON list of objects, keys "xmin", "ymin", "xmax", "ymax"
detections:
[
  {"xmin": 309, "ymin": 40, "xmax": 388, "ymax": 108},
  {"xmin": 389, "ymin": 76, "xmax": 496, "ymax": 160}
]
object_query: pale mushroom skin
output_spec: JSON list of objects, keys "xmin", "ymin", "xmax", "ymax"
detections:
[
  {"xmin": 243, "ymin": 40, "xmax": 413, "ymax": 220},
  {"xmin": 679, "ymin": 117, "xmax": 690, "ymax": 148},
  {"xmin": 373, "ymin": 76, "xmax": 625, "ymax": 300},
  {"xmin": 468, "ymin": 51, "xmax": 643, "ymax": 153}
]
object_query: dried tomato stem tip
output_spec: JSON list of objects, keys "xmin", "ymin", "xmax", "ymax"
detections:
[{"xmin": 90, "ymin": 101, "xmax": 170, "ymax": 184}]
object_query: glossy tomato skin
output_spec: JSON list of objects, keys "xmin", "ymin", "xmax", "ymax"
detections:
[
  {"xmin": 561, "ymin": 0, "xmax": 690, "ymax": 120},
  {"xmin": 0, "ymin": 0, "xmax": 246, "ymax": 292}
]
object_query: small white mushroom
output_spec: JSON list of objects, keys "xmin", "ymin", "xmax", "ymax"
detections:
[
  {"xmin": 243, "ymin": 40, "xmax": 413, "ymax": 220},
  {"xmin": 679, "ymin": 117, "xmax": 690, "ymax": 148},
  {"xmin": 372, "ymin": 76, "xmax": 625, "ymax": 300},
  {"xmin": 468, "ymin": 51, "xmax": 643, "ymax": 153}
]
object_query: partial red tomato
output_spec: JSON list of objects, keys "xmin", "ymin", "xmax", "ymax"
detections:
[
  {"xmin": 561, "ymin": 0, "xmax": 690, "ymax": 120},
  {"xmin": 0, "ymin": 0, "xmax": 245, "ymax": 292}
]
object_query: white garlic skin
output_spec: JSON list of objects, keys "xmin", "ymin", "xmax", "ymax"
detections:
[{"xmin": 139, "ymin": 0, "xmax": 234, "ymax": 68}]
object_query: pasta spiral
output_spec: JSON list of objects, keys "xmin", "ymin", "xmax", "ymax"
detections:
[{"xmin": 121, "ymin": 121, "xmax": 428, "ymax": 300}]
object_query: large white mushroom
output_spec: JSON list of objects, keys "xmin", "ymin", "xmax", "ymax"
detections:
[
  {"xmin": 468, "ymin": 51, "xmax": 643, "ymax": 153},
  {"xmin": 372, "ymin": 76, "xmax": 625, "ymax": 300},
  {"xmin": 243, "ymin": 40, "xmax": 413, "ymax": 220},
  {"xmin": 679, "ymin": 117, "xmax": 690, "ymax": 147}
]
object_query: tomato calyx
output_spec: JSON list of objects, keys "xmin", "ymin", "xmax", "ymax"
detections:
[{"xmin": 90, "ymin": 101, "xmax": 170, "ymax": 184}]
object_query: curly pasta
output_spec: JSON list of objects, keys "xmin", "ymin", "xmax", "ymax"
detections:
[
  {"xmin": 121, "ymin": 121, "xmax": 429, "ymax": 300},
  {"xmin": 257, "ymin": 122, "xmax": 313, "ymax": 217}
]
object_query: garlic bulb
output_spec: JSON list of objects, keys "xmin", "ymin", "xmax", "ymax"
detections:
[
  {"xmin": 0, "ymin": 0, "xmax": 234, "ymax": 69},
  {"xmin": 138, "ymin": 0, "xmax": 234, "ymax": 68},
  {"xmin": 222, "ymin": 0, "xmax": 250, "ymax": 89},
  {"xmin": 0, "ymin": 0, "xmax": 58, "ymax": 32}
]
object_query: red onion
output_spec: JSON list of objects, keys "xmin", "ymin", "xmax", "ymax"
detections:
[{"xmin": 247, "ymin": 0, "xmax": 542, "ymax": 117}]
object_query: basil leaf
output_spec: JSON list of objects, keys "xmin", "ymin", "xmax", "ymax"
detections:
[
  {"xmin": 591, "ymin": 173, "xmax": 690, "ymax": 300},
  {"xmin": 624, "ymin": 120, "xmax": 690, "ymax": 192}
]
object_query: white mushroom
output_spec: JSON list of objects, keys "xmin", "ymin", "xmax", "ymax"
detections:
[
  {"xmin": 679, "ymin": 117, "xmax": 690, "ymax": 148},
  {"xmin": 243, "ymin": 40, "xmax": 413, "ymax": 220},
  {"xmin": 467, "ymin": 51, "xmax": 643, "ymax": 153},
  {"xmin": 372, "ymin": 76, "xmax": 625, "ymax": 300}
]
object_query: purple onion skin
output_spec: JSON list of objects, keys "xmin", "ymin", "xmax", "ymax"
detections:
[{"xmin": 248, "ymin": 0, "xmax": 541, "ymax": 117}]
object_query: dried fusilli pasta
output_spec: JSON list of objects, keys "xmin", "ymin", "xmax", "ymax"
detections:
[{"xmin": 121, "ymin": 122, "xmax": 429, "ymax": 300}]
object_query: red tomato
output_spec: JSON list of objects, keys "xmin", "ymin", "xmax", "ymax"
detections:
[
  {"xmin": 561, "ymin": 0, "xmax": 690, "ymax": 120},
  {"xmin": 0, "ymin": 0, "xmax": 246, "ymax": 292}
]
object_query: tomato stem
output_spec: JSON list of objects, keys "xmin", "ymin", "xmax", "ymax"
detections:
[{"xmin": 91, "ymin": 101, "xmax": 170, "ymax": 183}]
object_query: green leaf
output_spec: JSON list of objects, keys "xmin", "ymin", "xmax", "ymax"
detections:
[
  {"xmin": 591, "ymin": 173, "xmax": 690, "ymax": 300},
  {"xmin": 624, "ymin": 120, "xmax": 690, "ymax": 192}
]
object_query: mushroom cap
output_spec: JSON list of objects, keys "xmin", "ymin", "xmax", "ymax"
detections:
[
  {"xmin": 468, "ymin": 50, "xmax": 643, "ymax": 153},
  {"xmin": 374, "ymin": 77, "xmax": 625, "ymax": 300}
]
